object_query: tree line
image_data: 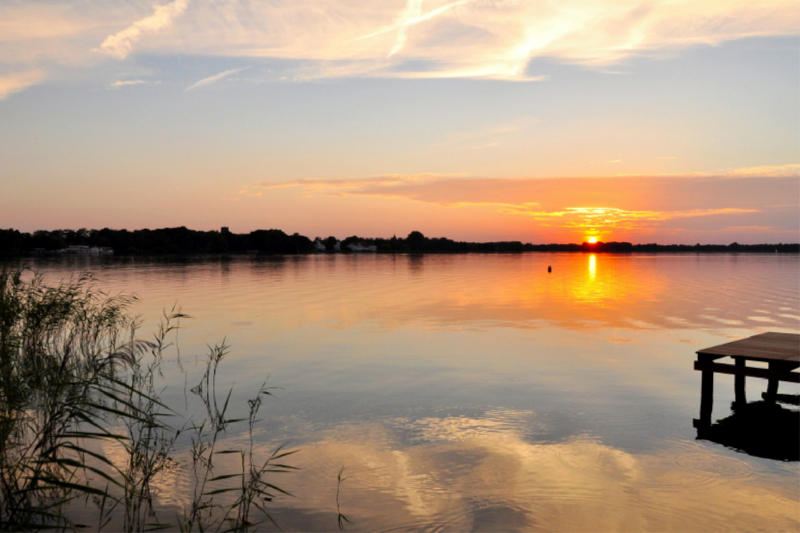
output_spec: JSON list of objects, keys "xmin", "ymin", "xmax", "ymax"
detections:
[{"xmin": 0, "ymin": 227, "xmax": 797, "ymax": 255}]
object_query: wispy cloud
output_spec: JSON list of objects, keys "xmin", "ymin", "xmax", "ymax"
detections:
[
  {"xmin": 99, "ymin": 0, "xmax": 190, "ymax": 59},
  {"xmin": 725, "ymin": 163, "xmax": 800, "ymax": 177},
  {"xmin": 0, "ymin": 0, "xmax": 795, "ymax": 91},
  {"xmin": 185, "ymin": 67, "xmax": 251, "ymax": 91},
  {"xmin": 0, "ymin": 70, "xmax": 44, "ymax": 100},
  {"xmin": 647, "ymin": 163, "xmax": 800, "ymax": 179},
  {"xmin": 358, "ymin": 0, "xmax": 472, "ymax": 57},
  {"xmin": 255, "ymin": 174, "xmax": 463, "ymax": 192},
  {"xmin": 110, "ymin": 79, "xmax": 149, "ymax": 88},
  {"xmin": 246, "ymin": 172, "xmax": 798, "ymax": 236},
  {"xmin": 500, "ymin": 206, "xmax": 759, "ymax": 230},
  {"xmin": 435, "ymin": 116, "xmax": 541, "ymax": 147}
]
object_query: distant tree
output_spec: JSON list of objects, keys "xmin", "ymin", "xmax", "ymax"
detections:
[
  {"xmin": 32, "ymin": 230, "xmax": 66, "ymax": 250},
  {"xmin": 288, "ymin": 232, "xmax": 313, "ymax": 253},
  {"xmin": 323, "ymin": 236, "xmax": 338, "ymax": 252},
  {"xmin": 340, "ymin": 236, "xmax": 361, "ymax": 252},
  {"xmin": 406, "ymin": 231, "xmax": 426, "ymax": 252},
  {"xmin": 1, "ymin": 226, "xmax": 798, "ymax": 256}
]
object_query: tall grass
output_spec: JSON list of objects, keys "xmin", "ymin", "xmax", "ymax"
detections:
[
  {"xmin": 0, "ymin": 269, "xmax": 295, "ymax": 531},
  {"xmin": 179, "ymin": 344, "xmax": 296, "ymax": 533}
]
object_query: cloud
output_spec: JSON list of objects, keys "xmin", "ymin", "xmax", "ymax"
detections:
[
  {"xmin": 255, "ymin": 174, "xmax": 464, "ymax": 192},
  {"xmin": 500, "ymin": 206, "xmax": 760, "ymax": 230},
  {"xmin": 357, "ymin": 0, "xmax": 473, "ymax": 57},
  {"xmin": 99, "ymin": 0, "xmax": 190, "ymax": 59},
  {"xmin": 725, "ymin": 163, "xmax": 800, "ymax": 178},
  {"xmin": 0, "ymin": 0, "xmax": 794, "ymax": 88},
  {"xmin": 110, "ymin": 79, "xmax": 149, "ymax": 88},
  {"xmin": 247, "ymin": 172, "xmax": 798, "ymax": 238},
  {"xmin": 0, "ymin": 0, "xmax": 793, "ymax": 105},
  {"xmin": 185, "ymin": 67, "xmax": 251, "ymax": 91},
  {"xmin": 435, "ymin": 116, "xmax": 542, "ymax": 147},
  {"xmin": 0, "ymin": 70, "xmax": 44, "ymax": 100},
  {"xmin": 251, "ymin": 172, "xmax": 799, "ymax": 208}
]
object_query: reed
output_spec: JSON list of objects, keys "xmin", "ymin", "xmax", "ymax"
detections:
[{"xmin": 0, "ymin": 269, "xmax": 295, "ymax": 531}]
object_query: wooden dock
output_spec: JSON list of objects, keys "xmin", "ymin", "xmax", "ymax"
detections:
[{"xmin": 693, "ymin": 332, "xmax": 799, "ymax": 428}]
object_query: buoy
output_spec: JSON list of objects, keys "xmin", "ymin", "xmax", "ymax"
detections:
[{"xmin": 548, "ymin": 266, "xmax": 552, "ymax": 273}]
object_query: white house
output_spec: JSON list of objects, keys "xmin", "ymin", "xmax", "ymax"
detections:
[
  {"xmin": 347, "ymin": 243, "xmax": 377, "ymax": 252},
  {"xmin": 60, "ymin": 245, "xmax": 113, "ymax": 255}
]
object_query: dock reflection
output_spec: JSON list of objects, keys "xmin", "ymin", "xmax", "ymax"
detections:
[{"xmin": 695, "ymin": 401, "xmax": 799, "ymax": 461}]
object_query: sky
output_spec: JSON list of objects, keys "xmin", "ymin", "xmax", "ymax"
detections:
[{"xmin": 0, "ymin": 0, "xmax": 798, "ymax": 244}]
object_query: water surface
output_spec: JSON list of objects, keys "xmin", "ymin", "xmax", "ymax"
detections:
[{"xmin": 14, "ymin": 253, "xmax": 800, "ymax": 532}]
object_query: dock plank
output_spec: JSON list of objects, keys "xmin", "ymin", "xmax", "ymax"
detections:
[{"xmin": 697, "ymin": 332, "xmax": 799, "ymax": 363}]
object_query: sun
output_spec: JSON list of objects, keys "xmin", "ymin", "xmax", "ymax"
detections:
[{"xmin": 588, "ymin": 236, "xmax": 598, "ymax": 243}]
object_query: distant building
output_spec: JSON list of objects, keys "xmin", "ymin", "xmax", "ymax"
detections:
[
  {"xmin": 347, "ymin": 242, "xmax": 377, "ymax": 252},
  {"xmin": 314, "ymin": 237, "xmax": 343, "ymax": 252},
  {"xmin": 221, "ymin": 227, "xmax": 230, "ymax": 234},
  {"xmin": 64, "ymin": 245, "xmax": 89, "ymax": 254},
  {"xmin": 60, "ymin": 245, "xmax": 113, "ymax": 255}
]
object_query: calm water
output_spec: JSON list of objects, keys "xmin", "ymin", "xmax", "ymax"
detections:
[{"xmin": 12, "ymin": 253, "xmax": 800, "ymax": 532}]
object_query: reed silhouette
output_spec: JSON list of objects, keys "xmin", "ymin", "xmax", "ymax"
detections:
[{"xmin": 0, "ymin": 268, "xmax": 296, "ymax": 531}]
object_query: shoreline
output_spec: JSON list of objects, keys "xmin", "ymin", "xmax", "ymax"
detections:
[{"xmin": 2, "ymin": 227, "xmax": 798, "ymax": 256}]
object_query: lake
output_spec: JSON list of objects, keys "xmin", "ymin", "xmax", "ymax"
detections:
[{"xmin": 11, "ymin": 253, "xmax": 800, "ymax": 532}]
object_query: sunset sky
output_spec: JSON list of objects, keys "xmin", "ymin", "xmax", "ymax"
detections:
[{"xmin": 1, "ymin": 0, "xmax": 798, "ymax": 243}]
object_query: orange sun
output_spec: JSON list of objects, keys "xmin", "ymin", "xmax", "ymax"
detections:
[{"xmin": 588, "ymin": 236, "xmax": 598, "ymax": 243}]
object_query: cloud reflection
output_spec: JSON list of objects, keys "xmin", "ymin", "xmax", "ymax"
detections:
[{"xmin": 251, "ymin": 412, "xmax": 799, "ymax": 531}]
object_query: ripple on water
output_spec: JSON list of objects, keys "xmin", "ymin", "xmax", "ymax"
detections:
[
  {"xmin": 676, "ymin": 453, "xmax": 754, "ymax": 479},
  {"xmin": 553, "ymin": 435, "xmax": 603, "ymax": 471},
  {"xmin": 619, "ymin": 439, "xmax": 754, "ymax": 492},
  {"xmin": 379, "ymin": 520, "xmax": 459, "ymax": 533},
  {"xmin": 300, "ymin": 443, "xmax": 399, "ymax": 496}
]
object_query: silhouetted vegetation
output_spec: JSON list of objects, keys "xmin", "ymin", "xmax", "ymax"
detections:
[
  {"xmin": 0, "ymin": 227, "xmax": 797, "ymax": 255},
  {"xmin": 0, "ymin": 269, "xmax": 294, "ymax": 531},
  {"xmin": 340, "ymin": 232, "xmax": 525, "ymax": 254},
  {"xmin": 0, "ymin": 227, "xmax": 313, "ymax": 255},
  {"xmin": 523, "ymin": 241, "xmax": 800, "ymax": 253}
]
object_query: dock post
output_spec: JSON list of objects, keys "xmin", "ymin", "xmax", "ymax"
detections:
[
  {"xmin": 764, "ymin": 361, "xmax": 780, "ymax": 402},
  {"xmin": 695, "ymin": 355, "xmax": 714, "ymax": 428},
  {"xmin": 733, "ymin": 357, "xmax": 747, "ymax": 410}
]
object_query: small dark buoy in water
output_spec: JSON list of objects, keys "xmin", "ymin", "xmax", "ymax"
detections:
[{"xmin": 548, "ymin": 265, "xmax": 552, "ymax": 273}]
